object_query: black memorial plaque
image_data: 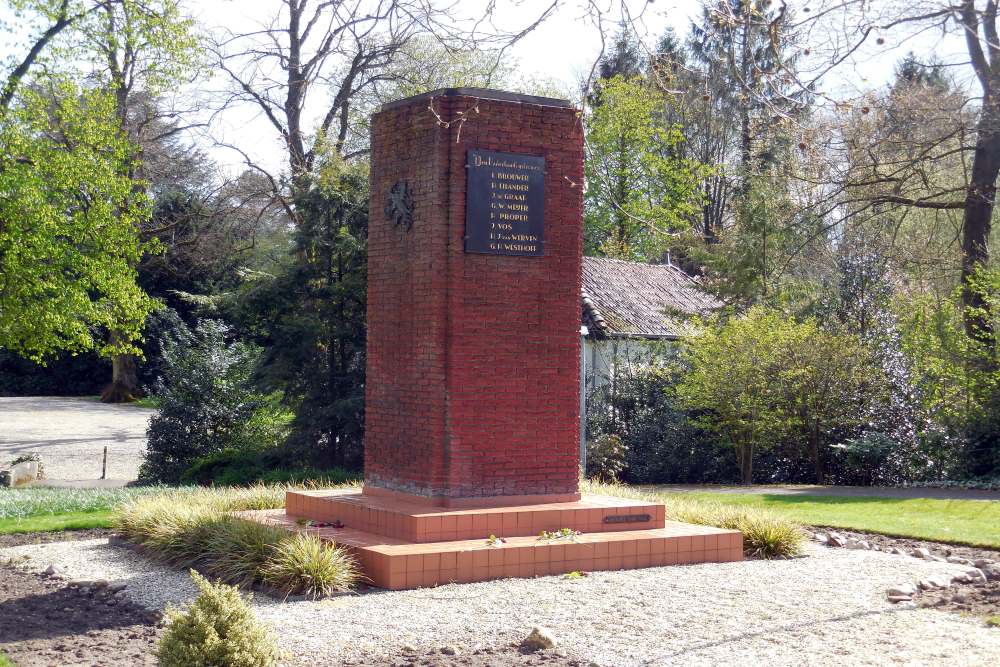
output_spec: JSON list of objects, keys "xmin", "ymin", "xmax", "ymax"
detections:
[{"xmin": 465, "ymin": 149, "xmax": 544, "ymax": 256}]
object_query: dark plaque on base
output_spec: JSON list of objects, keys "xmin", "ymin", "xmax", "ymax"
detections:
[{"xmin": 465, "ymin": 149, "xmax": 544, "ymax": 256}]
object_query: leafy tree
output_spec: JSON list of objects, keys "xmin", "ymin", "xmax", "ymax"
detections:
[
  {"xmin": 686, "ymin": 0, "xmax": 806, "ymax": 232},
  {"xmin": 75, "ymin": 0, "xmax": 200, "ymax": 401},
  {"xmin": 584, "ymin": 75, "xmax": 706, "ymax": 260},
  {"xmin": 780, "ymin": 322, "xmax": 876, "ymax": 482},
  {"xmin": 677, "ymin": 307, "xmax": 879, "ymax": 484},
  {"xmin": 829, "ymin": 240, "xmax": 922, "ymax": 451},
  {"xmin": 0, "ymin": 81, "xmax": 156, "ymax": 360},
  {"xmin": 676, "ymin": 308, "xmax": 800, "ymax": 483}
]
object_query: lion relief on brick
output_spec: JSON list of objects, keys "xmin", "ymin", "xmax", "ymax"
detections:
[{"xmin": 384, "ymin": 180, "xmax": 414, "ymax": 232}]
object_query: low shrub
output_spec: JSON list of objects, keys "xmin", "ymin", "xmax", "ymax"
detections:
[
  {"xmin": 583, "ymin": 480, "xmax": 805, "ymax": 559},
  {"xmin": 139, "ymin": 320, "xmax": 293, "ymax": 485},
  {"xmin": 261, "ymin": 533, "xmax": 360, "ymax": 598},
  {"xmin": 156, "ymin": 570, "xmax": 280, "ymax": 667},
  {"xmin": 180, "ymin": 449, "xmax": 360, "ymax": 487},
  {"xmin": 586, "ymin": 363, "xmax": 737, "ymax": 485},
  {"xmin": 113, "ymin": 486, "xmax": 359, "ymax": 596},
  {"xmin": 585, "ymin": 434, "xmax": 627, "ymax": 482}
]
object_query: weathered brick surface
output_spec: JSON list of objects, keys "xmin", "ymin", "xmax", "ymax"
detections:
[{"xmin": 365, "ymin": 89, "xmax": 584, "ymax": 501}]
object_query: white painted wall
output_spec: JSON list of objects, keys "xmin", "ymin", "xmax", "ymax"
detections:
[{"xmin": 583, "ymin": 337, "xmax": 678, "ymax": 390}]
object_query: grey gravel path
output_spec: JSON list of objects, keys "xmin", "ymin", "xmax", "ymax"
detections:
[
  {"xmin": 3, "ymin": 539, "xmax": 998, "ymax": 666},
  {"xmin": 0, "ymin": 397, "xmax": 153, "ymax": 482}
]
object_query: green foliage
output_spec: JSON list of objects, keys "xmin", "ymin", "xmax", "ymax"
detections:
[
  {"xmin": 230, "ymin": 160, "xmax": 367, "ymax": 469},
  {"xmin": 156, "ymin": 570, "xmax": 280, "ymax": 667},
  {"xmin": 696, "ymin": 177, "xmax": 826, "ymax": 308},
  {"xmin": 179, "ymin": 448, "xmax": 359, "ymax": 487},
  {"xmin": 585, "ymin": 434, "xmax": 628, "ymax": 482},
  {"xmin": 75, "ymin": 0, "xmax": 201, "ymax": 96},
  {"xmin": 203, "ymin": 520, "xmax": 290, "ymax": 588},
  {"xmin": 676, "ymin": 308, "xmax": 799, "ymax": 483},
  {"xmin": 584, "ymin": 75, "xmax": 707, "ymax": 261},
  {"xmin": 898, "ymin": 269, "xmax": 1000, "ymax": 479},
  {"xmin": 0, "ymin": 81, "xmax": 156, "ymax": 360},
  {"xmin": 114, "ymin": 486, "xmax": 359, "ymax": 596},
  {"xmin": 586, "ymin": 357, "xmax": 736, "ymax": 484},
  {"xmin": 260, "ymin": 533, "xmax": 359, "ymax": 598},
  {"xmin": 677, "ymin": 307, "xmax": 882, "ymax": 484},
  {"xmin": 139, "ymin": 319, "xmax": 291, "ymax": 484}
]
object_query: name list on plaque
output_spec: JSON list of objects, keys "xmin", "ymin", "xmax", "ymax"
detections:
[{"xmin": 465, "ymin": 149, "xmax": 544, "ymax": 256}]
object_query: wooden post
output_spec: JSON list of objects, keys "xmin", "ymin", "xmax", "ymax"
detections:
[{"xmin": 101, "ymin": 446, "xmax": 107, "ymax": 480}]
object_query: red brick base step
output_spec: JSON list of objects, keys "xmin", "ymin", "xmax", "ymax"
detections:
[{"xmin": 236, "ymin": 491, "xmax": 742, "ymax": 590}]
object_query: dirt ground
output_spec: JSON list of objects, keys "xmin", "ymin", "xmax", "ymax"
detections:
[
  {"xmin": 347, "ymin": 645, "xmax": 586, "ymax": 666},
  {"xmin": 809, "ymin": 525, "xmax": 1000, "ymax": 620},
  {"xmin": 0, "ymin": 532, "xmax": 160, "ymax": 666}
]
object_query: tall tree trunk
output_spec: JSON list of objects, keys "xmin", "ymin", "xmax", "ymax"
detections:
[
  {"xmin": 101, "ymin": 331, "xmax": 140, "ymax": 403},
  {"xmin": 961, "ymin": 104, "xmax": 1000, "ymax": 343},
  {"xmin": 738, "ymin": 442, "xmax": 754, "ymax": 485},
  {"xmin": 809, "ymin": 425, "xmax": 824, "ymax": 483}
]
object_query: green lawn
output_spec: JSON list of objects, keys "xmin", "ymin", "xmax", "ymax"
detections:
[
  {"xmin": 0, "ymin": 510, "xmax": 113, "ymax": 534},
  {"xmin": 0, "ymin": 486, "xmax": 181, "ymax": 534},
  {"xmin": 0, "ymin": 651, "xmax": 15, "ymax": 667},
  {"xmin": 2, "ymin": 484, "xmax": 998, "ymax": 549},
  {"xmin": 656, "ymin": 492, "xmax": 1000, "ymax": 548}
]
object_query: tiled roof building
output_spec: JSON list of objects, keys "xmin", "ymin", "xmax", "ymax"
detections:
[{"xmin": 581, "ymin": 257, "xmax": 720, "ymax": 339}]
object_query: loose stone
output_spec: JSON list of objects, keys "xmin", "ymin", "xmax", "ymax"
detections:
[
  {"xmin": 887, "ymin": 583, "xmax": 918, "ymax": 597},
  {"xmin": 918, "ymin": 575, "xmax": 952, "ymax": 590},
  {"xmin": 521, "ymin": 626, "xmax": 558, "ymax": 652}
]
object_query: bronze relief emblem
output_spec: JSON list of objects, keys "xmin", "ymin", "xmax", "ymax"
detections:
[{"xmin": 385, "ymin": 181, "xmax": 414, "ymax": 232}]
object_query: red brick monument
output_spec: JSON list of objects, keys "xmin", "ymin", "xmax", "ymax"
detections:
[{"xmin": 247, "ymin": 88, "xmax": 742, "ymax": 589}]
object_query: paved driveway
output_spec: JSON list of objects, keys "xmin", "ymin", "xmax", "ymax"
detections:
[{"xmin": 0, "ymin": 397, "xmax": 153, "ymax": 483}]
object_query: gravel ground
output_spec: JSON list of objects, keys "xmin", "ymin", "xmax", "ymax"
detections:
[
  {"xmin": 2, "ymin": 539, "xmax": 999, "ymax": 666},
  {"xmin": 0, "ymin": 397, "xmax": 152, "ymax": 482}
]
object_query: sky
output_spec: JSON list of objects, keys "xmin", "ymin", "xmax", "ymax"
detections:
[
  {"xmin": 0, "ymin": 0, "xmax": 978, "ymax": 176},
  {"xmin": 179, "ymin": 0, "xmax": 975, "ymax": 176},
  {"xmin": 187, "ymin": 0, "xmax": 699, "ymax": 175}
]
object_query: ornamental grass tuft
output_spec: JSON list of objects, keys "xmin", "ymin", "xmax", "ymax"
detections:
[
  {"xmin": 583, "ymin": 479, "xmax": 805, "ymax": 559},
  {"xmin": 113, "ymin": 485, "xmax": 359, "ymax": 595},
  {"xmin": 261, "ymin": 532, "xmax": 360, "ymax": 598}
]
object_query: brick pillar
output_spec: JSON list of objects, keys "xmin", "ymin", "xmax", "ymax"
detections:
[{"xmin": 365, "ymin": 88, "xmax": 584, "ymax": 506}]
